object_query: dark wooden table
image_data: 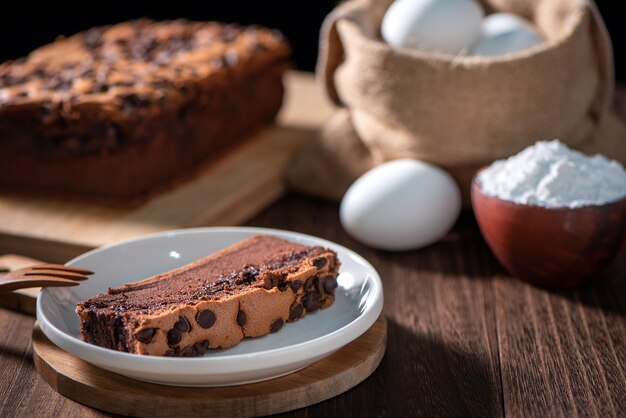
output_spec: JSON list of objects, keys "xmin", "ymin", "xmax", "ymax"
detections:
[{"xmin": 0, "ymin": 193, "xmax": 624, "ymax": 417}]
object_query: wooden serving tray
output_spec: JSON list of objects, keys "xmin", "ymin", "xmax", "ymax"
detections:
[
  {"xmin": 0, "ymin": 71, "xmax": 332, "ymax": 249},
  {"xmin": 32, "ymin": 315, "xmax": 387, "ymax": 417}
]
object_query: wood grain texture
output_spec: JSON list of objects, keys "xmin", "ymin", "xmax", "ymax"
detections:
[
  {"xmin": 0, "ymin": 195, "xmax": 624, "ymax": 417},
  {"xmin": 0, "ymin": 71, "xmax": 333, "ymax": 248},
  {"xmin": 495, "ymin": 260, "xmax": 626, "ymax": 417},
  {"xmin": 31, "ymin": 316, "xmax": 386, "ymax": 417}
]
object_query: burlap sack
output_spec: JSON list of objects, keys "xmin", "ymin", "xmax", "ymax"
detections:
[{"xmin": 288, "ymin": 0, "xmax": 626, "ymax": 203}]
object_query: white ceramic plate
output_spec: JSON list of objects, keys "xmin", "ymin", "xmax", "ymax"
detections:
[{"xmin": 37, "ymin": 227, "xmax": 383, "ymax": 387}]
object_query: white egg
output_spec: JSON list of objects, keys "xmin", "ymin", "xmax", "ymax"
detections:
[
  {"xmin": 340, "ymin": 159, "xmax": 462, "ymax": 251},
  {"xmin": 381, "ymin": 0, "xmax": 484, "ymax": 55},
  {"xmin": 472, "ymin": 13, "xmax": 544, "ymax": 56}
]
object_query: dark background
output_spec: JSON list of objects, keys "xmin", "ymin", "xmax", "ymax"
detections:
[{"xmin": 0, "ymin": 1, "xmax": 623, "ymax": 81}]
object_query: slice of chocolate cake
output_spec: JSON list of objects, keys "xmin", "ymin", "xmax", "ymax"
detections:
[{"xmin": 76, "ymin": 235, "xmax": 340, "ymax": 357}]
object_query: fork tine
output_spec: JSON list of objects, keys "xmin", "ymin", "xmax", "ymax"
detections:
[
  {"xmin": 11, "ymin": 275, "xmax": 81, "ymax": 285},
  {"xmin": 0, "ymin": 273, "xmax": 83, "ymax": 293},
  {"xmin": 0, "ymin": 279, "xmax": 79, "ymax": 293},
  {"xmin": 31, "ymin": 264, "xmax": 94, "ymax": 275},
  {"xmin": 24, "ymin": 270, "xmax": 89, "ymax": 281}
]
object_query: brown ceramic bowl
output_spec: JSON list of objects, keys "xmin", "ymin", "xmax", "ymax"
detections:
[{"xmin": 471, "ymin": 171, "xmax": 626, "ymax": 288}]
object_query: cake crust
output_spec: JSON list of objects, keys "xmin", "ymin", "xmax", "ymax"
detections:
[{"xmin": 76, "ymin": 235, "xmax": 340, "ymax": 356}]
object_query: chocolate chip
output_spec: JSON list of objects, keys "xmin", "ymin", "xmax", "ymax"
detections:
[
  {"xmin": 211, "ymin": 57, "xmax": 227, "ymax": 69},
  {"xmin": 224, "ymin": 50, "xmax": 238, "ymax": 67},
  {"xmin": 262, "ymin": 271, "xmax": 283, "ymax": 289},
  {"xmin": 194, "ymin": 340, "xmax": 209, "ymax": 355},
  {"xmin": 304, "ymin": 276, "xmax": 315, "ymax": 291},
  {"xmin": 154, "ymin": 52, "xmax": 171, "ymax": 65},
  {"xmin": 222, "ymin": 25, "xmax": 241, "ymax": 42},
  {"xmin": 135, "ymin": 328, "xmax": 156, "ymax": 344},
  {"xmin": 164, "ymin": 349, "xmax": 176, "ymax": 357},
  {"xmin": 303, "ymin": 292, "xmax": 320, "ymax": 312},
  {"xmin": 251, "ymin": 42, "xmax": 269, "ymax": 54},
  {"xmin": 167, "ymin": 328, "xmax": 182, "ymax": 346},
  {"xmin": 270, "ymin": 318, "xmax": 284, "ymax": 333},
  {"xmin": 50, "ymin": 78, "xmax": 72, "ymax": 91},
  {"xmin": 143, "ymin": 38, "xmax": 158, "ymax": 58},
  {"xmin": 113, "ymin": 80, "xmax": 134, "ymax": 87},
  {"xmin": 39, "ymin": 106, "xmax": 52, "ymax": 117},
  {"xmin": 84, "ymin": 28, "xmax": 102, "ymax": 49},
  {"xmin": 157, "ymin": 95, "xmax": 168, "ymax": 106},
  {"xmin": 174, "ymin": 316, "xmax": 190, "ymax": 332},
  {"xmin": 324, "ymin": 276, "xmax": 338, "ymax": 294},
  {"xmin": 235, "ymin": 266, "xmax": 259, "ymax": 285},
  {"xmin": 96, "ymin": 70, "xmax": 109, "ymax": 84},
  {"xmin": 314, "ymin": 277, "xmax": 324, "ymax": 294},
  {"xmin": 16, "ymin": 91, "xmax": 28, "ymax": 97},
  {"xmin": 91, "ymin": 84, "xmax": 109, "ymax": 93},
  {"xmin": 29, "ymin": 67, "xmax": 45, "ymax": 78},
  {"xmin": 0, "ymin": 74, "xmax": 15, "ymax": 86},
  {"xmin": 180, "ymin": 345, "xmax": 195, "ymax": 357},
  {"xmin": 179, "ymin": 84, "xmax": 196, "ymax": 98},
  {"xmin": 196, "ymin": 309, "xmax": 216, "ymax": 329},
  {"xmin": 237, "ymin": 310, "xmax": 247, "ymax": 327},
  {"xmin": 130, "ymin": 46, "xmax": 148, "ymax": 61},
  {"xmin": 312, "ymin": 257, "xmax": 328, "ymax": 270},
  {"xmin": 290, "ymin": 280, "xmax": 303, "ymax": 293},
  {"xmin": 120, "ymin": 93, "xmax": 151, "ymax": 109},
  {"xmin": 289, "ymin": 303, "xmax": 304, "ymax": 321}
]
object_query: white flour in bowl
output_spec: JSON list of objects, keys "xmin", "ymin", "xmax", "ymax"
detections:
[{"xmin": 477, "ymin": 140, "xmax": 626, "ymax": 208}]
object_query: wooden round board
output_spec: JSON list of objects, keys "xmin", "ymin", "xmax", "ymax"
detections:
[{"xmin": 32, "ymin": 314, "xmax": 387, "ymax": 417}]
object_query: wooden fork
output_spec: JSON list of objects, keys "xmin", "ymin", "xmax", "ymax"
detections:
[{"xmin": 0, "ymin": 264, "xmax": 93, "ymax": 293}]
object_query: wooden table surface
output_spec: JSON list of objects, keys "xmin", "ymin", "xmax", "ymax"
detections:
[
  {"xmin": 1, "ymin": 193, "xmax": 625, "ymax": 417},
  {"xmin": 1, "ymin": 91, "xmax": 626, "ymax": 417}
]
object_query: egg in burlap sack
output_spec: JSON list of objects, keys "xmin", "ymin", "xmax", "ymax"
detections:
[{"xmin": 287, "ymin": 0, "xmax": 626, "ymax": 204}]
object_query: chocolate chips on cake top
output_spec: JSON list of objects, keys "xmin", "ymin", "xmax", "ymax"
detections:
[
  {"xmin": 0, "ymin": 20, "xmax": 286, "ymax": 112},
  {"xmin": 76, "ymin": 235, "xmax": 340, "ymax": 357}
]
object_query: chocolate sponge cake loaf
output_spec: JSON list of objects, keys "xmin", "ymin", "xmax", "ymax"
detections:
[
  {"xmin": 0, "ymin": 19, "xmax": 290, "ymax": 203},
  {"xmin": 76, "ymin": 236, "xmax": 340, "ymax": 357}
]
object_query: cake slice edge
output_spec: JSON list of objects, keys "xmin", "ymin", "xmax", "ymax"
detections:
[{"xmin": 76, "ymin": 235, "xmax": 340, "ymax": 356}]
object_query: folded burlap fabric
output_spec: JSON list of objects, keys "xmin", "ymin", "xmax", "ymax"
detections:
[{"xmin": 287, "ymin": 0, "xmax": 626, "ymax": 203}]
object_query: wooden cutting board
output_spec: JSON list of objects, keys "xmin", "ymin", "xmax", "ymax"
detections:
[
  {"xmin": 0, "ymin": 71, "xmax": 332, "ymax": 249},
  {"xmin": 32, "ymin": 315, "xmax": 387, "ymax": 417}
]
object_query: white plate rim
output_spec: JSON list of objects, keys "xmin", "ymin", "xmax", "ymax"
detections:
[{"xmin": 36, "ymin": 226, "xmax": 384, "ymax": 378}]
